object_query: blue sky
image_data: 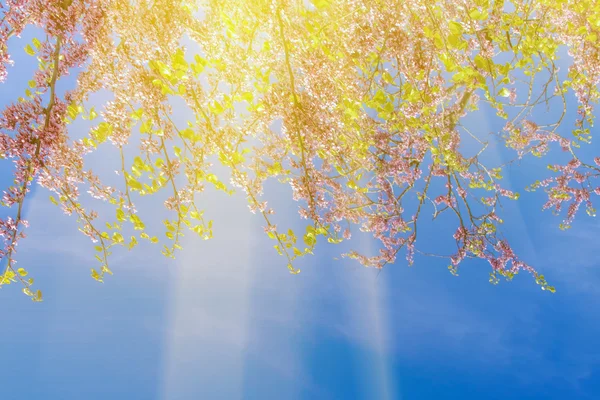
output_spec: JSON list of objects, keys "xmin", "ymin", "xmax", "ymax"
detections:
[{"xmin": 1, "ymin": 18, "xmax": 600, "ymax": 400}]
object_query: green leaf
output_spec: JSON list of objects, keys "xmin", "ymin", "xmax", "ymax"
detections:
[
  {"xmin": 303, "ymin": 233, "xmax": 316, "ymax": 247},
  {"xmin": 469, "ymin": 9, "xmax": 482, "ymax": 20},
  {"xmin": 447, "ymin": 34, "xmax": 461, "ymax": 49},
  {"xmin": 17, "ymin": 268, "xmax": 27, "ymax": 277},
  {"xmin": 474, "ymin": 54, "xmax": 487, "ymax": 70},
  {"xmin": 372, "ymin": 89, "xmax": 386, "ymax": 106},
  {"xmin": 211, "ymin": 101, "xmax": 224, "ymax": 114},
  {"xmin": 91, "ymin": 268, "xmax": 103, "ymax": 282},
  {"xmin": 313, "ymin": 0, "xmax": 331, "ymax": 9},
  {"xmin": 24, "ymin": 44, "xmax": 35, "ymax": 56},
  {"xmin": 194, "ymin": 55, "xmax": 207, "ymax": 67},
  {"xmin": 180, "ymin": 128, "xmax": 195, "ymax": 140},
  {"xmin": 172, "ymin": 49, "xmax": 189, "ymax": 71},
  {"xmin": 139, "ymin": 119, "xmax": 152, "ymax": 133},
  {"xmin": 153, "ymin": 60, "xmax": 171, "ymax": 78},
  {"xmin": 92, "ymin": 122, "xmax": 113, "ymax": 144},
  {"xmin": 112, "ymin": 232, "xmax": 124, "ymax": 243},
  {"xmin": 132, "ymin": 108, "xmax": 144, "ymax": 120},
  {"xmin": 192, "ymin": 63, "xmax": 204, "ymax": 75},
  {"xmin": 128, "ymin": 236, "xmax": 138, "ymax": 250},
  {"xmin": 449, "ymin": 21, "xmax": 463, "ymax": 35},
  {"xmin": 241, "ymin": 91, "xmax": 253, "ymax": 102}
]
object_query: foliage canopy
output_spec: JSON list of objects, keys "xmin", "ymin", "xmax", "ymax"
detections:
[{"xmin": 1, "ymin": 0, "xmax": 600, "ymax": 300}]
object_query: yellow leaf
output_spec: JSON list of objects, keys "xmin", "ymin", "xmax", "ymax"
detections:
[
  {"xmin": 498, "ymin": 88, "xmax": 511, "ymax": 97},
  {"xmin": 91, "ymin": 268, "xmax": 103, "ymax": 282},
  {"xmin": 112, "ymin": 232, "xmax": 124, "ymax": 243},
  {"xmin": 469, "ymin": 9, "xmax": 482, "ymax": 20},
  {"xmin": 449, "ymin": 21, "xmax": 463, "ymax": 35},
  {"xmin": 24, "ymin": 44, "xmax": 35, "ymax": 56},
  {"xmin": 474, "ymin": 54, "xmax": 487, "ymax": 70}
]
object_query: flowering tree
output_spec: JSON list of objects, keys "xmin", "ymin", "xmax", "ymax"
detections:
[{"xmin": 1, "ymin": 0, "xmax": 599, "ymax": 300}]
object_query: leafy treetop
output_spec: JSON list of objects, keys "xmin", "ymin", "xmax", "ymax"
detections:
[{"xmin": 1, "ymin": 0, "xmax": 600, "ymax": 300}]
